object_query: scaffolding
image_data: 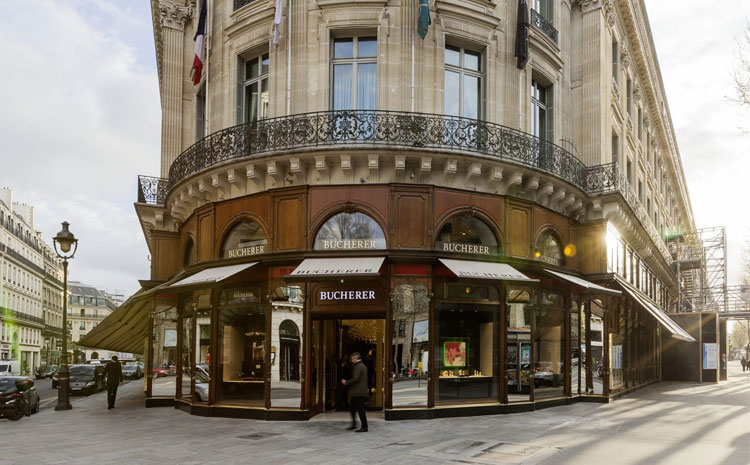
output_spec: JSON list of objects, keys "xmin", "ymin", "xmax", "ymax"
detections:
[{"xmin": 675, "ymin": 226, "xmax": 728, "ymax": 313}]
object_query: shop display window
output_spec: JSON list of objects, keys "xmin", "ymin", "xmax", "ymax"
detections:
[
  {"xmin": 151, "ymin": 306, "xmax": 177, "ymax": 397},
  {"xmin": 435, "ymin": 283, "xmax": 499, "ymax": 403},
  {"xmin": 270, "ymin": 285, "xmax": 304, "ymax": 408},
  {"xmin": 391, "ymin": 283, "xmax": 429, "ymax": 407},
  {"xmin": 570, "ymin": 299, "xmax": 580, "ymax": 395},
  {"xmin": 217, "ymin": 287, "xmax": 266, "ymax": 406},
  {"xmin": 193, "ymin": 308, "xmax": 211, "ymax": 403},
  {"xmin": 435, "ymin": 215, "xmax": 499, "ymax": 256},
  {"xmin": 533, "ymin": 291, "xmax": 565, "ymax": 398},
  {"xmin": 507, "ymin": 287, "xmax": 532, "ymax": 402},
  {"xmin": 179, "ymin": 312, "xmax": 194, "ymax": 400}
]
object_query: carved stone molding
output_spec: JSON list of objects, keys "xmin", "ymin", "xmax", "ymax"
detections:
[
  {"xmin": 603, "ymin": 0, "xmax": 616, "ymax": 26},
  {"xmin": 621, "ymin": 46, "xmax": 630, "ymax": 69},
  {"xmin": 577, "ymin": 0, "xmax": 601, "ymax": 13},
  {"xmin": 633, "ymin": 82, "xmax": 642, "ymax": 102},
  {"xmin": 160, "ymin": 2, "xmax": 193, "ymax": 31}
]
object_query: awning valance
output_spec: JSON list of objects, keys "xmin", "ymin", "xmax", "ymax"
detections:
[
  {"xmin": 287, "ymin": 257, "xmax": 385, "ymax": 279},
  {"xmin": 78, "ymin": 292, "xmax": 152, "ymax": 355},
  {"xmin": 169, "ymin": 262, "xmax": 258, "ymax": 287},
  {"xmin": 438, "ymin": 259, "xmax": 537, "ymax": 282},
  {"xmin": 544, "ymin": 269, "xmax": 621, "ymax": 296},
  {"xmin": 614, "ymin": 276, "xmax": 695, "ymax": 342}
]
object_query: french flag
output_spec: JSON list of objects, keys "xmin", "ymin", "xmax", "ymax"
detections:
[{"xmin": 192, "ymin": 1, "xmax": 207, "ymax": 86}]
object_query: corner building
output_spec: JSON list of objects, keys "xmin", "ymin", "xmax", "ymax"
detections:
[{"xmin": 115, "ymin": 0, "xmax": 699, "ymax": 419}]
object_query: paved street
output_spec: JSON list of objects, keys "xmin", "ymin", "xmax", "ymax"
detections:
[{"xmin": 1, "ymin": 363, "xmax": 747, "ymax": 465}]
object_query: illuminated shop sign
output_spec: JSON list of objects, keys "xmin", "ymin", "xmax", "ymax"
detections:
[
  {"xmin": 226, "ymin": 244, "xmax": 265, "ymax": 258},
  {"xmin": 320, "ymin": 240, "xmax": 378, "ymax": 250},
  {"xmin": 319, "ymin": 290, "xmax": 376, "ymax": 301},
  {"xmin": 441, "ymin": 243, "xmax": 491, "ymax": 255}
]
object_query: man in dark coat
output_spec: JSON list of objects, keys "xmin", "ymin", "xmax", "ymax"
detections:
[
  {"xmin": 105, "ymin": 356, "xmax": 123, "ymax": 409},
  {"xmin": 341, "ymin": 352, "xmax": 369, "ymax": 432}
]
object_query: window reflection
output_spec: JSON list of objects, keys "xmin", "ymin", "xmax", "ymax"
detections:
[
  {"xmin": 220, "ymin": 220, "xmax": 268, "ymax": 259},
  {"xmin": 533, "ymin": 292, "xmax": 565, "ymax": 398},
  {"xmin": 314, "ymin": 211, "xmax": 386, "ymax": 250},
  {"xmin": 507, "ymin": 288, "xmax": 532, "ymax": 402},
  {"xmin": 193, "ymin": 309, "xmax": 211, "ymax": 403},
  {"xmin": 180, "ymin": 311, "xmax": 193, "ymax": 400},
  {"xmin": 391, "ymin": 284, "xmax": 429, "ymax": 407},
  {"xmin": 151, "ymin": 307, "xmax": 177, "ymax": 397},
  {"xmin": 435, "ymin": 214, "xmax": 499, "ymax": 256},
  {"xmin": 270, "ymin": 286, "xmax": 304, "ymax": 408}
]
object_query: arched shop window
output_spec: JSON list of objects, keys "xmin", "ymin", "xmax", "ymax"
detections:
[
  {"xmin": 220, "ymin": 219, "xmax": 268, "ymax": 259},
  {"xmin": 314, "ymin": 211, "xmax": 386, "ymax": 250},
  {"xmin": 435, "ymin": 214, "xmax": 499, "ymax": 256},
  {"xmin": 535, "ymin": 230, "xmax": 563, "ymax": 266}
]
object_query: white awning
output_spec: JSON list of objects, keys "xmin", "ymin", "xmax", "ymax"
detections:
[
  {"xmin": 288, "ymin": 257, "xmax": 385, "ymax": 278},
  {"xmin": 614, "ymin": 276, "xmax": 695, "ymax": 342},
  {"xmin": 544, "ymin": 269, "xmax": 621, "ymax": 296},
  {"xmin": 438, "ymin": 259, "xmax": 537, "ymax": 282},
  {"xmin": 170, "ymin": 262, "xmax": 259, "ymax": 287}
]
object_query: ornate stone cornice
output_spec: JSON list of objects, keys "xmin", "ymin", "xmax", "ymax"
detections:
[{"xmin": 160, "ymin": 2, "xmax": 193, "ymax": 31}]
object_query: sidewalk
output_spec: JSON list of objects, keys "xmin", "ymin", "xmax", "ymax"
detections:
[{"xmin": 2, "ymin": 362, "xmax": 748, "ymax": 465}]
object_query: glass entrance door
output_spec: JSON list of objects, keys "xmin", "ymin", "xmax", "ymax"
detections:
[{"xmin": 312, "ymin": 317, "xmax": 385, "ymax": 416}]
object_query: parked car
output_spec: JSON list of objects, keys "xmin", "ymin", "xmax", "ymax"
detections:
[
  {"xmin": 152, "ymin": 366, "xmax": 169, "ymax": 378},
  {"xmin": 0, "ymin": 360, "xmax": 21, "ymax": 377},
  {"xmin": 65, "ymin": 364, "xmax": 106, "ymax": 395},
  {"xmin": 122, "ymin": 361, "xmax": 144, "ymax": 380},
  {"xmin": 194, "ymin": 364, "xmax": 210, "ymax": 402},
  {"xmin": 0, "ymin": 376, "xmax": 40, "ymax": 419},
  {"xmin": 34, "ymin": 365, "xmax": 58, "ymax": 379}
]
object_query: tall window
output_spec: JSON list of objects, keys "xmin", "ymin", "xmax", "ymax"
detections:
[
  {"xmin": 612, "ymin": 133, "xmax": 620, "ymax": 165},
  {"xmin": 626, "ymin": 159, "xmax": 633, "ymax": 185},
  {"xmin": 638, "ymin": 107, "xmax": 643, "ymax": 142},
  {"xmin": 196, "ymin": 83, "xmax": 206, "ymax": 140},
  {"xmin": 239, "ymin": 53, "xmax": 269, "ymax": 123},
  {"xmin": 612, "ymin": 40, "xmax": 619, "ymax": 84},
  {"xmin": 444, "ymin": 45, "xmax": 482, "ymax": 119},
  {"xmin": 626, "ymin": 77, "xmax": 632, "ymax": 116},
  {"xmin": 331, "ymin": 37, "xmax": 377, "ymax": 110},
  {"xmin": 532, "ymin": 0, "xmax": 553, "ymax": 20},
  {"xmin": 531, "ymin": 79, "xmax": 552, "ymax": 141}
]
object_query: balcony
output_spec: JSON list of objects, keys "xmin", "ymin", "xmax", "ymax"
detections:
[
  {"xmin": 142, "ymin": 111, "xmax": 587, "ymax": 205},
  {"xmin": 586, "ymin": 162, "xmax": 671, "ymax": 262},
  {"xmin": 0, "ymin": 243, "xmax": 45, "ymax": 275},
  {"xmin": 530, "ymin": 9, "xmax": 558, "ymax": 45},
  {"xmin": 0, "ymin": 307, "xmax": 45, "ymax": 327}
]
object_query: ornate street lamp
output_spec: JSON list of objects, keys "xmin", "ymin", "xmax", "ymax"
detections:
[{"xmin": 53, "ymin": 221, "xmax": 78, "ymax": 411}]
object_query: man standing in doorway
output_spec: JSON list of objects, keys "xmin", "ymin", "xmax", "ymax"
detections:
[
  {"xmin": 341, "ymin": 352, "xmax": 368, "ymax": 432},
  {"xmin": 105, "ymin": 356, "xmax": 123, "ymax": 409}
]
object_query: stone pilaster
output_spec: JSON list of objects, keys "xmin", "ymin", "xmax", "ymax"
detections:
[{"xmin": 159, "ymin": 1, "xmax": 192, "ymax": 178}]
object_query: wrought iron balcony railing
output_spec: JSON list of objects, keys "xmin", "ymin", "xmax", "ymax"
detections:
[
  {"xmin": 233, "ymin": 0, "xmax": 256, "ymax": 11},
  {"xmin": 0, "ymin": 307, "xmax": 45, "ymax": 326},
  {"xmin": 586, "ymin": 162, "xmax": 671, "ymax": 261},
  {"xmin": 530, "ymin": 9, "xmax": 558, "ymax": 44},
  {"xmin": 166, "ymin": 110, "xmax": 588, "ymax": 192},
  {"xmin": 138, "ymin": 176, "xmax": 169, "ymax": 205}
]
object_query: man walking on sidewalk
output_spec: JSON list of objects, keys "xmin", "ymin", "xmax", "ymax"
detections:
[
  {"xmin": 105, "ymin": 356, "xmax": 123, "ymax": 409},
  {"xmin": 341, "ymin": 352, "xmax": 369, "ymax": 432}
]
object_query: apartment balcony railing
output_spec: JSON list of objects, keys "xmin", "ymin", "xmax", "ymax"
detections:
[
  {"xmin": 586, "ymin": 162, "xmax": 671, "ymax": 261},
  {"xmin": 137, "ymin": 176, "xmax": 169, "ymax": 205},
  {"xmin": 164, "ymin": 109, "xmax": 588, "ymax": 194},
  {"xmin": 0, "ymin": 307, "xmax": 45, "ymax": 326},
  {"xmin": 530, "ymin": 9, "xmax": 558, "ymax": 44},
  {"xmin": 0, "ymin": 243, "xmax": 46, "ymax": 275}
]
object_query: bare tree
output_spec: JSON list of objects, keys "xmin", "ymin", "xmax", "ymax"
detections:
[{"xmin": 732, "ymin": 22, "xmax": 750, "ymax": 107}]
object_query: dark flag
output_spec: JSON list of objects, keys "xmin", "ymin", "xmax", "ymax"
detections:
[
  {"xmin": 514, "ymin": 0, "xmax": 530, "ymax": 69},
  {"xmin": 417, "ymin": 0, "xmax": 431, "ymax": 40}
]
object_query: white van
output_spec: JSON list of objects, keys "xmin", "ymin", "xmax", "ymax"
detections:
[{"xmin": 0, "ymin": 360, "xmax": 21, "ymax": 376}]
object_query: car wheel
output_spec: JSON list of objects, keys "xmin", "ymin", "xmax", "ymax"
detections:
[{"xmin": 32, "ymin": 398, "xmax": 39, "ymax": 414}]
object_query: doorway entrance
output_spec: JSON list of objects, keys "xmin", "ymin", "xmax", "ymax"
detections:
[{"xmin": 311, "ymin": 317, "xmax": 385, "ymax": 415}]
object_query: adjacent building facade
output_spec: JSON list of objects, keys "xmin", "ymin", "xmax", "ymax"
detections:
[
  {"xmin": 0, "ymin": 188, "xmax": 65, "ymax": 373},
  {"xmin": 85, "ymin": 0, "xmax": 703, "ymax": 419}
]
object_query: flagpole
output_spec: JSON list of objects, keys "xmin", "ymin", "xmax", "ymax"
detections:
[
  {"xmin": 286, "ymin": 0, "xmax": 291, "ymax": 116},
  {"xmin": 411, "ymin": 1, "xmax": 415, "ymax": 113}
]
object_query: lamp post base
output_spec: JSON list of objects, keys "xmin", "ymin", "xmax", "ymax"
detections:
[{"xmin": 54, "ymin": 403, "xmax": 72, "ymax": 411}]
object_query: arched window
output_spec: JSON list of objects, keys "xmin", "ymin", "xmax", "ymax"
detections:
[
  {"xmin": 313, "ymin": 211, "xmax": 386, "ymax": 250},
  {"xmin": 535, "ymin": 230, "xmax": 563, "ymax": 266},
  {"xmin": 184, "ymin": 237, "xmax": 196, "ymax": 267},
  {"xmin": 220, "ymin": 219, "xmax": 268, "ymax": 259},
  {"xmin": 435, "ymin": 214, "xmax": 499, "ymax": 256}
]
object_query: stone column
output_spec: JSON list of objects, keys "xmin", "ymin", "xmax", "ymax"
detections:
[{"xmin": 159, "ymin": 2, "xmax": 192, "ymax": 178}]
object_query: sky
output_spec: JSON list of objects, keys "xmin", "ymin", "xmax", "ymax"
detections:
[{"xmin": 0, "ymin": 0, "xmax": 748, "ymax": 299}]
